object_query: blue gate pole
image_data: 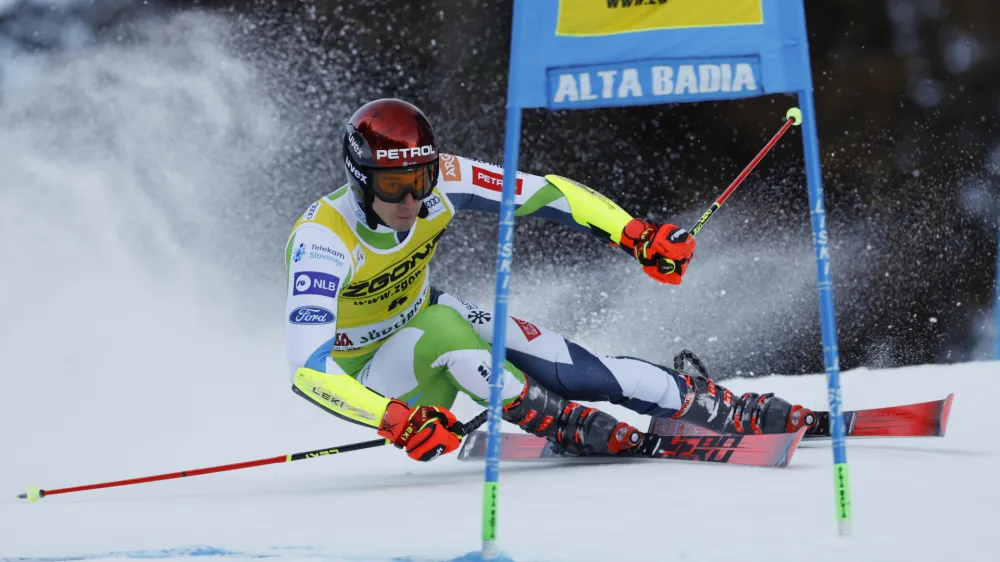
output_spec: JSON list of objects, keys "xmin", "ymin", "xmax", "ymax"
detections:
[
  {"xmin": 480, "ymin": 0, "xmax": 528, "ymax": 552},
  {"xmin": 480, "ymin": 106, "xmax": 521, "ymax": 560},
  {"xmin": 798, "ymin": 89, "xmax": 852, "ymax": 537}
]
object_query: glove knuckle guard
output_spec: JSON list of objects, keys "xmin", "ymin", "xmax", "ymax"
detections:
[
  {"xmin": 378, "ymin": 400, "xmax": 461, "ymax": 461},
  {"xmin": 429, "ymin": 406, "xmax": 458, "ymax": 427},
  {"xmin": 407, "ymin": 423, "xmax": 460, "ymax": 462}
]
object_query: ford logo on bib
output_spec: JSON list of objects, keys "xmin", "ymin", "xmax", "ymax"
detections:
[{"xmin": 289, "ymin": 306, "xmax": 335, "ymax": 325}]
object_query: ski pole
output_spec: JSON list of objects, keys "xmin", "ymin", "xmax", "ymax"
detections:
[
  {"xmin": 689, "ymin": 107, "xmax": 803, "ymax": 236},
  {"xmin": 17, "ymin": 410, "xmax": 488, "ymax": 503}
]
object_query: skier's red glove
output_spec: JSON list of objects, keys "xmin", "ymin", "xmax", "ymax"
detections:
[
  {"xmin": 617, "ymin": 218, "xmax": 696, "ymax": 285},
  {"xmin": 377, "ymin": 399, "xmax": 462, "ymax": 461}
]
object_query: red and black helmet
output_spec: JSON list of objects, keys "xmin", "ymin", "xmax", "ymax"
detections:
[{"xmin": 343, "ymin": 99, "xmax": 440, "ymax": 213}]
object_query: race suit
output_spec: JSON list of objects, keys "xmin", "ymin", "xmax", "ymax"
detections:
[{"xmin": 284, "ymin": 154, "xmax": 685, "ymax": 429}]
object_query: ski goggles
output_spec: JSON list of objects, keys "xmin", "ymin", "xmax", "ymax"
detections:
[{"xmin": 370, "ymin": 162, "xmax": 438, "ymax": 203}]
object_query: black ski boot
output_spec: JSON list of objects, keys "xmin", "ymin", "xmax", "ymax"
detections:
[
  {"xmin": 672, "ymin": 370, "xmax": 817, "ymax": 434},
  {"xmin": 503, "ymin": 377, "xmax": 644, "ymax": 455}
]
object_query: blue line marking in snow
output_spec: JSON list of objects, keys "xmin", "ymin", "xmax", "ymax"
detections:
[
  {"xmin": 3, "ymin": 546, "xmax": 521, "ymax": 562},
  {"xmin": 449, "ymin": 553, "xmax": 515, "ymax": 562},
  {"xmin": 5, "ymin": 546, "xmax": 274, "ymax": 561}
]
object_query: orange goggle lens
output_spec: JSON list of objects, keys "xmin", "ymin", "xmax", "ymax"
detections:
[{"xmin": 372, "ymin": 166, "xmax": 435, "ymax": 203}]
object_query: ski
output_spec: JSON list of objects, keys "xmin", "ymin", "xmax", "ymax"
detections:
[
  {"xmin": 648, "ymin": 393, "xmax": 955, "ymax": 441},
  {"xmin": 457, "ymin": 427, "xmax": 804, "ymax": 468}
]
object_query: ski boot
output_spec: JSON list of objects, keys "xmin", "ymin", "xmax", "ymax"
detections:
[
  {"xmin": 669, "ymin": 349, "xmax": 816, "ymax": 434},
  {"xmin": 672, "ymin": 370, "xmax": 817, "ymax": 434},
  {"xmin": 502, "ymin": 377, "xmax": 645, "ymax": 456}
]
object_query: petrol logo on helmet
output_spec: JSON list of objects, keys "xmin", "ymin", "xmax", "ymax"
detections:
[
  {"xmin": 288, "ymin": 306, "xmax": 335, "ymax": 325},
  {"xmin": 376, "ymin": 145, "xmax": 435, "ymax": 161}
]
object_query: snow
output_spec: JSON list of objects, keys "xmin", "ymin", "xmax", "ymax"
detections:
[{"xmin": 1, "ymin": 359, "xmax": 997, "ymax": 562}]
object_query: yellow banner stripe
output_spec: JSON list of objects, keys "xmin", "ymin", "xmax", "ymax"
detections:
[{"xmin": 557, "ymin": 0, "xmax": 763, "ymax": 37}]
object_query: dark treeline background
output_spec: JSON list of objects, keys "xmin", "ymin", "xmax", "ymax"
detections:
[{"xmin": 3, "ymin": 0, "xmax": 998, "ymax": 378}]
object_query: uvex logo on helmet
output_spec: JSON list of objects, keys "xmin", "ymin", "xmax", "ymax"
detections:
[
  {"xmin": 345, "ymin": 156, "xmax": 368, "ymax": 184},
  {"xmin": 376, "ymin": 145, "xmax": 436, "ymax": 162}
]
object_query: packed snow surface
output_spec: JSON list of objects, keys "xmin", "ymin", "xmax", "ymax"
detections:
[{"xmin": 2, "ymin": 359, "xmax": 996, "ymax": 562}]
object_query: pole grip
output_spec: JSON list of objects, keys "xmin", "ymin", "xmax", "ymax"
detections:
[{"xmin": 458, "ymin": 410, "xmax": 490, "ymax": 436}]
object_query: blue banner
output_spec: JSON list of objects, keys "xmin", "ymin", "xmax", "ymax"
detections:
[{"xmin": 508, "ymin": 0, "xmax": 812, "ymax": 109}]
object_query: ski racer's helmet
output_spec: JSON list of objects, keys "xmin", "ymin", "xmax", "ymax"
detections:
[{"xmin": 342, "ymin": 98, "xmax": 439, "ymax": 229}]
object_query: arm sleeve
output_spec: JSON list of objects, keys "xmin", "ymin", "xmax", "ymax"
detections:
[
  {"xmin": 437, "ymin": 153, "xmax": 637, "ymax": 243},
  {"xmin": 284, "ymin": 224, "xmax": 353, "ymax": 380},
  {"xmin": 285, "ymin": 224, "xmax": 395, "ymax": 430},
  {"xmin": 291, "ymin": 369, "xmax": 391, "ymax": 429}
]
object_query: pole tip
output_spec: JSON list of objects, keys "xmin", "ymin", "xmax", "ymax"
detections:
[{"xmin": 786, "ymin": 107, "xmax": 803, "ymax": 126}]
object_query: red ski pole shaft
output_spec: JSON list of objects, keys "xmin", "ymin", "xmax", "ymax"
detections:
[
  {"xmin": 689, "ymin": 108, "xmax": 802, "ymax": 237},
  {"xmin": 19, "ymin": 439, "xmax": 386, "ymax": 501},
  {"xmin": 18, "ymin": 410, "xmax": 488, "ymax": 502}
]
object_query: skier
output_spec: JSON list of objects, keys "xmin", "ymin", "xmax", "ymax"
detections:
[{"xmin": 285, "ymin": 98, "xmax": 816, "ymax": 462}]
